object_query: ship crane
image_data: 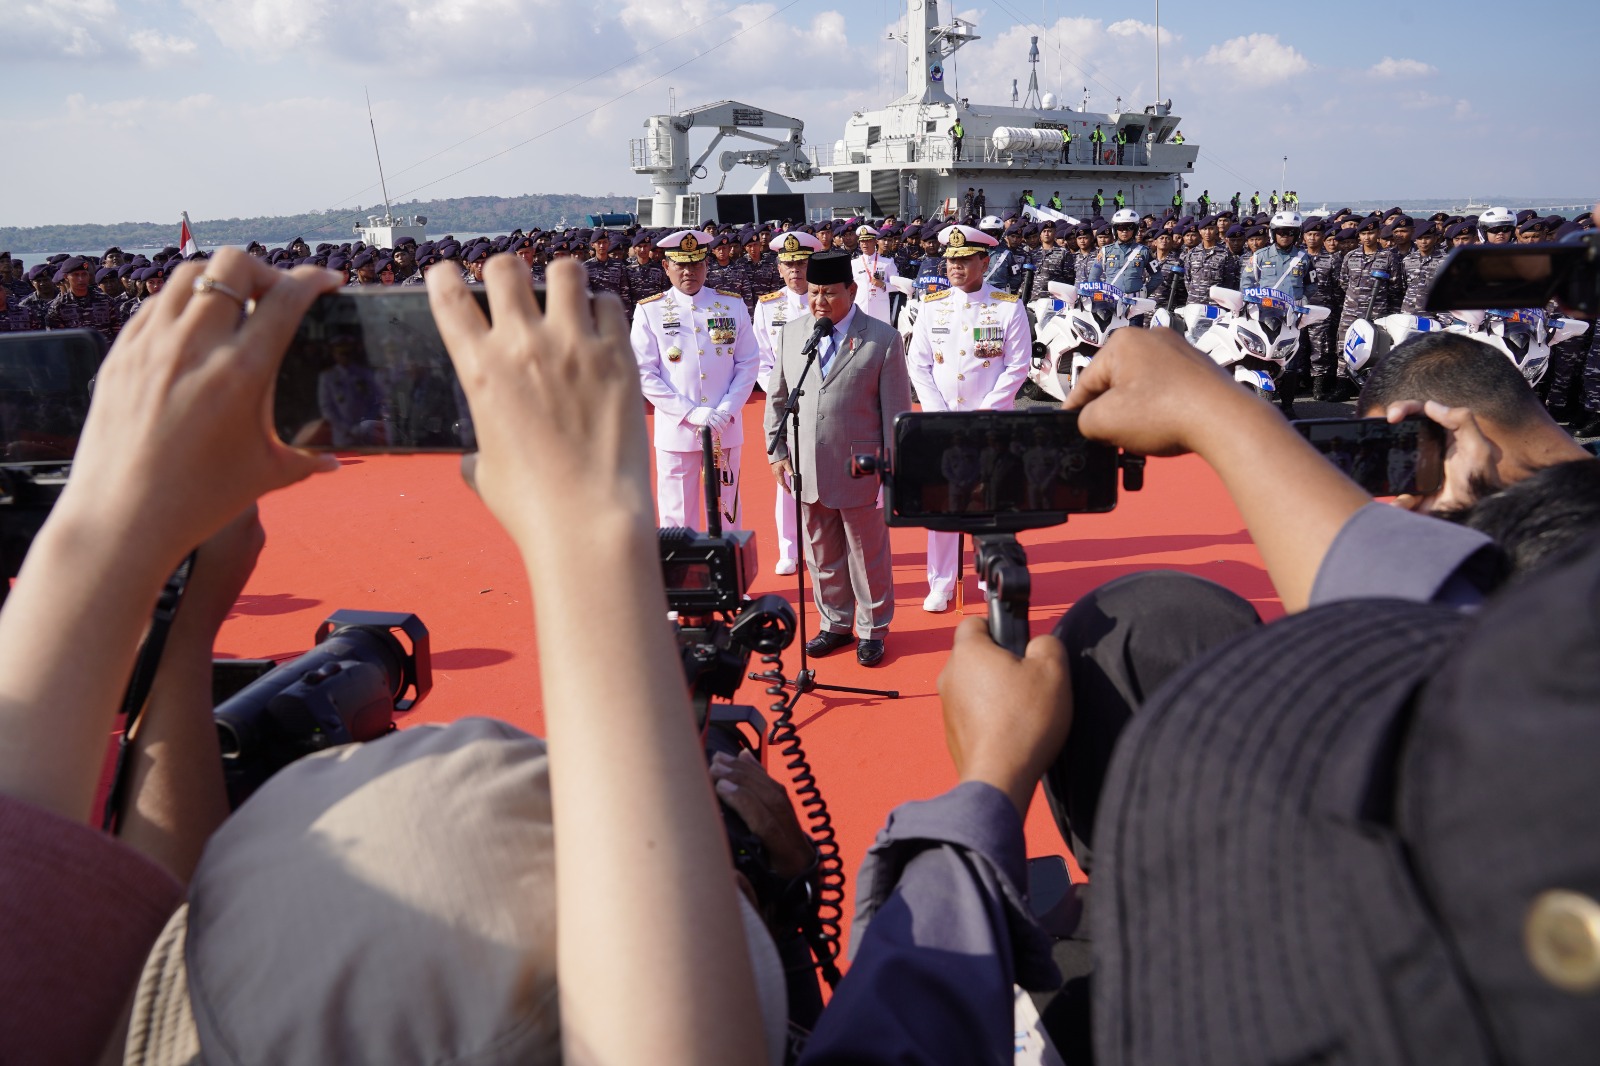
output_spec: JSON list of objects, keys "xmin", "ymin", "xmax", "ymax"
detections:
[{"xmin": 630, "ymin": 100, "xmax": 813, "ymax": 227}]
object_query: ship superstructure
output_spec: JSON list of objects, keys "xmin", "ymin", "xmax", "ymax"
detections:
[{"xmin": 816, "ymin": 0, "xmax": 1198, "ymax": 219}]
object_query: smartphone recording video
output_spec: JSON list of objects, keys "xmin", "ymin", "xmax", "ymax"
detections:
[
  {"xmin": 1293, "ymin": 414, "xmax": 1445, "ymax": 497},
  {"xmin": 0, "ymin": 330, "xmax": 107, "ymax": 463},
  {"xmin": 276, "ymin": 288, "xmax": 509, "ymax": 453},
  {"xmin": 888, "ymin": 409, "xmax": 1118, "ymax": 527}
]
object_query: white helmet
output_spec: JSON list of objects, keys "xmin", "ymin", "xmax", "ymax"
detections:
[
  {"xmin": 1111, "ymin": 208, "xmax": 1139, "ymax": 226},
  {"xmin": 1477, "ymin": 206, "xmax": 1516, "ymax": 231},
  {"xmin": 1269, "ymin": 210, "xmax": 1303, "ymax": 231},
  {"xmin": 978, "ymin": 215, "xmax": 1005, "ymax": 232}
]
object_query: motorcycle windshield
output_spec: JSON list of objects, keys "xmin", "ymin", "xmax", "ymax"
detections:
[
  {"xmin": 1092, "ymin": 302, "xmax": 1116, "ymax": 329},
  {"xmin": 1502, "ymin": 322, "xmax": 1533, "ymax": 359}
]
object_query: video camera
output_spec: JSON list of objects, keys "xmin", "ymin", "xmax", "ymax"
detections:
[
  {"xmin": 852, "ymin": 408, "xmax": 1145, "ymax": 653},
  {"xmin": 1427, "ymin": 228, "xmax": 1600, "ymax": 316},
  {"xmin": 657, "ymin": 430, "xmax": 836, "ymax": 1000},
  {"xmin": 212, "ymin": 610, "xmax": 432, "ymax": 808},
  {"xmin": 0, "ymin": 329, "xmax": 107, "ymax": 594}
]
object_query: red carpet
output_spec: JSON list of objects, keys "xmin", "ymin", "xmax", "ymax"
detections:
[{"xmin": 218, "ymin": 396, "xmax": 1278, "ymax": 931}]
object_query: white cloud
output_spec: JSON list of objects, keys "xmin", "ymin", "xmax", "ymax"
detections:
[
  {"xmin": 1106, "ymin": 19, "xmax": 1176, "ymax": 44},
  {"xmin": 1370, "ymin": 56, "xmax": 1435, "ymax": 78},
  {"xmin": 129, "ymin": 30, "xmax": 199, "ymax": 66},
  {"xmin": 1192, "ymin": 34, "xmax": 1308, "ymax": 84}
]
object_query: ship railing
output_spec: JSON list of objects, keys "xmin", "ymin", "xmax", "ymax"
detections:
[{"xmin": 812, "ymin": 137, "xmax": 1157, "ymax": 169}]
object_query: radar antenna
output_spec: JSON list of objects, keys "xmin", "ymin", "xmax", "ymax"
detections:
[{"xmin": 1023, "ymin": 36, "xmax": 1042, "ymax": 109}]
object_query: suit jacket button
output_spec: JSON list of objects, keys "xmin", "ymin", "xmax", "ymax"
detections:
[
  {"xmin": 700, "ymin": 396, "xmax": 708, "ymax": 402},
  {"xmin": 957, "ymin": 373, "xmax": 965, "ymax": 380}
]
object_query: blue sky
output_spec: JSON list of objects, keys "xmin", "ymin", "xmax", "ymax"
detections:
[{"xmin": 1, "ymin": 0, "xmax": 1593, "ymax": 228}]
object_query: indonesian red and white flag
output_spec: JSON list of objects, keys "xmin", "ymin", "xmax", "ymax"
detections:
[{"xmin": 179, "ymin": 212, "xmax": 199, "ymax": 257}]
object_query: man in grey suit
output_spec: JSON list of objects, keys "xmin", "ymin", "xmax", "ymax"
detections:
[{"xmin": 764, "ymin": 251, "xmax": 913, "ymax": 667}]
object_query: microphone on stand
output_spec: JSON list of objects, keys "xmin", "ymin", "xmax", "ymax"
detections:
[{"xmin": 800, "ymin": 316, "xmax": 835, "ymax": 360}]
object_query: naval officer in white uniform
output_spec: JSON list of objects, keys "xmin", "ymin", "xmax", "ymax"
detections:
[
  {"xmin": 850, "ymin": 225, "xmax": 893, "ymax": 323},
  {"xmin": 631, "ymin": 230, "xmax": 759, "ymax": 530},
  {"xmin": 904, "ymin": 223, "xmax": 1032, "ymax": 612},
  {"xmin": 753, "ymin": 230, "xmax": 822, "ymax": 574}
]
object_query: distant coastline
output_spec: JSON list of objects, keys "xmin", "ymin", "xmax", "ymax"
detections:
[
  {"xmin": 0, "ymin": 192, "xmax": 635, "ymax": 255},
  {"xmin": 4, "ymin": 192, "xmax": 1590, "ymax": 263}
]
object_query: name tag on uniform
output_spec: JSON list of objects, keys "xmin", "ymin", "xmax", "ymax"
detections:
[{"xmin": 931, "ymin": 326, "xmax": 950, "ymax": 334}]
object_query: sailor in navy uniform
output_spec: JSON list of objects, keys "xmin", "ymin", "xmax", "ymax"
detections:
[
  {"xmin": 752, "ymin": 230, "xmax": 822, "ymax": 574},
  {"xmin": 631, "ymin": 231, "xmax": 760, "ymax": 531}
]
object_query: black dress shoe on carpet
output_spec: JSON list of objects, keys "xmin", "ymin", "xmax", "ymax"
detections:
[
  {"xmin": 856, "ymin": 638, "xmax": 885, "ymax": 667},
  {"xmin": 805, "ymin": 631, "xmax": 854, "ymax": 658}
]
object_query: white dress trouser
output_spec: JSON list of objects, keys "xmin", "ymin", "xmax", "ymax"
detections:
[
  {"xmin": 657, "ymin": 447, "xmax": 742, "ymax": 530},
  {"xmin": 927, "ymin": 530, "xmax": 959, "ymax": 598},
  {"xmin": 774, "ymin": 483, "xmax": 799, "ymax": 564}
]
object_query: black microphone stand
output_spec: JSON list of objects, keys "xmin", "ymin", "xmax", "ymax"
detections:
[{"xmin": 769, "ymin": 321, "xmax": 899, "ymax": 701}]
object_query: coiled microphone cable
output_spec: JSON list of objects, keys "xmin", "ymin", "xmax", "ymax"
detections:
[{"xmin": 752, "ymin": 652, "xmax": 845, "ymax": 989}]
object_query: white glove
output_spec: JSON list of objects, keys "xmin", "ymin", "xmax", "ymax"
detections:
[
  {"xmin": 684, "ymin": 406, "xmax": 715, "ymax": 428},
  {"xmin": 707, "ymin": 409, "xmax": 735, "ymax": 434}
]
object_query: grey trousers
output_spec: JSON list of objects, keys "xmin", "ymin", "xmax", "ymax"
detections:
[{"xmin": 801, "ymin": 499, "xmax": 894, "ymax": 638}]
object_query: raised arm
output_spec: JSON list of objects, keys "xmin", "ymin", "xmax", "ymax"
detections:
[{"xmin": 430, "ymin": 257, "xmax": 765, "ymax": 1066}]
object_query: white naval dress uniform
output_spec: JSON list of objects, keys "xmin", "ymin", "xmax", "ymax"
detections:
[
  {"xmin": 905, "ymin": 282, "xmax": 1033, "ymax": 603},
  {"xmin": 851, "ymin": 250, "xmax": 893, "ymax": 323},
  {"xmin": 754, "ymin": 285, "xmax": 812, "ymax": 567},
  {"xmin": 632, "ymin": 285, "xmax": 759, "ymax": 530}
]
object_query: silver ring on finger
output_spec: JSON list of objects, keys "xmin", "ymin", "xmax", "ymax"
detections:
[{"xmin": 192, "ymin": 274, "xmax": 248, "ymax": 310}]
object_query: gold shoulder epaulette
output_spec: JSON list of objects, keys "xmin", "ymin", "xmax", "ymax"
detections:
[
  {"xmin": 923, "ymin": 288, "xmax": 953, "ymax": 302},
  {"xmin": 638, "ymin": 292, "xmax": 666, "ymax": 304},
  {"xmin": 716, "ymin": 289, "xmax": 743, "ymax": 299},
  {"xmin": 991, "ymin": 292, "xmax": 1019, "ymax": 302},
  {"xmin": 758, "ymin": 289, "xmax": 784, "ymax": 302}
]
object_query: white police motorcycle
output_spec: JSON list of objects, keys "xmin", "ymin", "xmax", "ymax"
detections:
[
  {"xmin": 1344, "ymin": 308, "xmax": 1587, "ymax": 387},
  {"xmin": 1194, "ymin": 286, "xmax": 1330, "ymax": 398},
  {"xmin": 1023, "ymin": 280, "xmax": 1155, "ymax": 402}
]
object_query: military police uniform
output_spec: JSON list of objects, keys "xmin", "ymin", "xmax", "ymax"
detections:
[
  {"xmin": 1088, "ymin": 236, "xmax": 1153, "ymax": 293},
  {"xmin": 631, "ymin": 231, "xmax": 760, "ymax": 531},
  {"xmin": 905, "ymin": 225, "xmax": 1033, "ymax": 611},
  {"xmin": 753, "ymin": 231, "xmax": 822, "ymax": 572},
  {"xmin": 1241, "ymin": 244, "xmax": 1311, "ymax": 302}
]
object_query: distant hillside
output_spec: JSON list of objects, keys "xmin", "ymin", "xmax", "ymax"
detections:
[{"xmin": 0, "ymin": 193, "xmax": 639, "ymax": 253}]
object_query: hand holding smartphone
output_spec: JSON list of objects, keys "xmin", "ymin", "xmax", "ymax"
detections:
[
  {"xmin": 276, "ymin": 288, "xmax": 517, "ymax": 452},
  {"xmin": 1292, "ymin": 414, "xmax": 1445, "ymax": 497}
]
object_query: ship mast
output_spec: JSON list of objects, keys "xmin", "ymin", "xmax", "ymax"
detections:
[
  {"xmin": 365, "ymin": 87, "xmax": 395, "ymax": 225},
  {"xmin": 899, "ymin": 0, "xmax": 980, "ymax": 105}
]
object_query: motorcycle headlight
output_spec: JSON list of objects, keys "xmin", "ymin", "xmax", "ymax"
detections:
[
  {"xmin": 1276, "ymin": 336, "xmax": 1298, "ymax": 354},
  {"xmin": 1238, "ymin": 330, "xmax": 1267, "ymax": 358},
  {"xmin": 1072, "ymin": 318, "xmax": 1098, "ymax": 344}
]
